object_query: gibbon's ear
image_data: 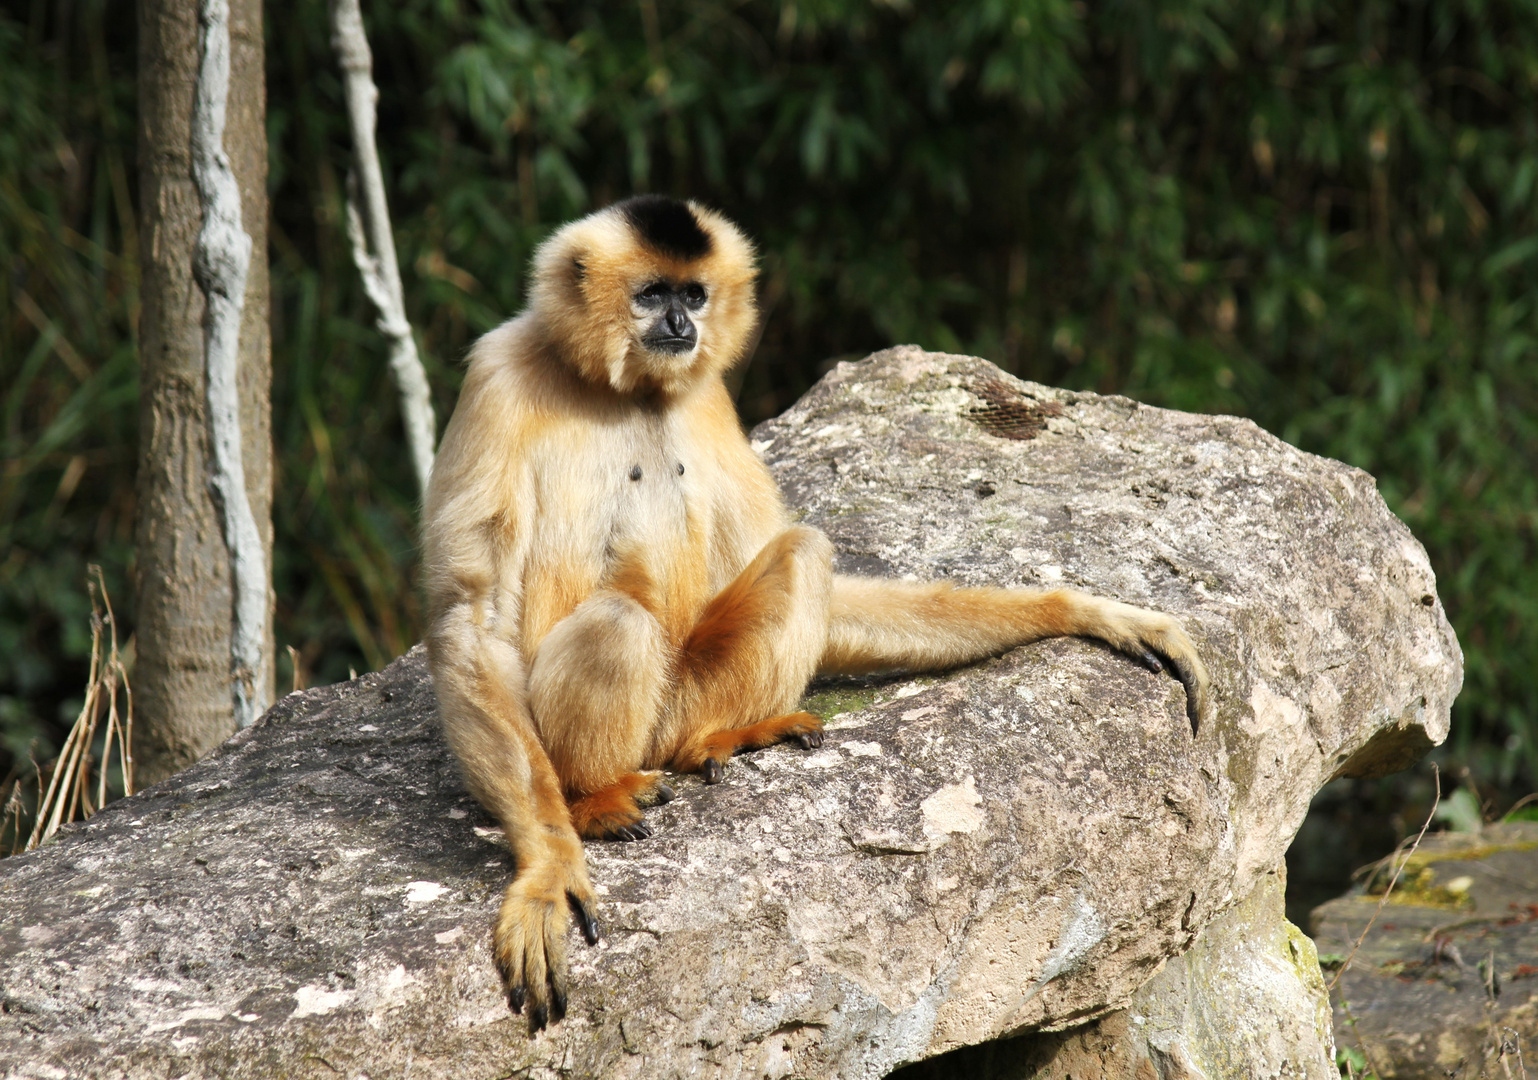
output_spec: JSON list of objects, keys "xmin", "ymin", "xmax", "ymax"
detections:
[{"xmin": 527, "ymin": 198, "xmax": 759, "ymax": 396}]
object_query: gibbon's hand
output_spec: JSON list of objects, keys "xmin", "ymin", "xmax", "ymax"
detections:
[
  {"xmin": 1098, "ymin": 600, "xmax": 1211, "ymax": 734},
  {"xmin": 493, "ymin": 862, "xmax": 601, "ymax": 1032}
]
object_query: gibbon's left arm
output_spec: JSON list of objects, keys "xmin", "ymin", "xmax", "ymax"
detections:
[{"xmin": 818, "ymin": 575, "xmax": 1210, "ymax": 732}]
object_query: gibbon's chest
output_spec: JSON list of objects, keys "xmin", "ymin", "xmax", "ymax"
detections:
[{"xmin": 525, "ymin": 408, "xmax": 712, "ymax": 610}]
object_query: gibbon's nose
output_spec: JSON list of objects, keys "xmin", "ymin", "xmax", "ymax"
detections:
[{"xmin": 665, "ymin": 306, "xmax": 696, "ymax": 343}]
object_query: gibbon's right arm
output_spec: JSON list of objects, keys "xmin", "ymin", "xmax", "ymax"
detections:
[
  {"xmin": 422, "ymin": 326, "xmax": 599, "ymax": 1032},
  {"xmin": 820, "ymin": 576, "xmax": 1211, "ymax": 732}
]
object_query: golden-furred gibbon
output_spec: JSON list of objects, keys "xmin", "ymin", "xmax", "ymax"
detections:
[{"xmin": 422, "ymin": 195, "xmax": 1210, "ymax": 1031}]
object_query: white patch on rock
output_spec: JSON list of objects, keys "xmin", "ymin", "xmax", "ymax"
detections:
[
  {"xmin": 403, "ymin": 881, "xmax": 447, "ymax": 905},
  {"xmin": 19, "ymin": 925, "xmax": 57, "ymax": 946},
  {"xmin": 841, "ymin": 740, "xmax": 882, "ymax": 757},
  {"xmin": 1033, "ymin": 892, "xmax": 1107, "ymax": 989},
  {"xmin": 145, "ymin": 1005, "xmax": 229, "ymax": 1034},
  {"xmin": 921, "ymin": 776, "xmax": 984, "ymax": 841},
  {"xmin": 291, "ymin": 983, "xmax": 355, "ymax": 1019},
  {"xmin": 1243, "ymin": 679, "xmax": 1305, "ymax": 736}
]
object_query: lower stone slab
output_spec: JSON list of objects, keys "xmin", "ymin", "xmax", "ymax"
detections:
[{"xmin": 892, "ymin": 867, "xmax": 1336, "ymax": 1080}]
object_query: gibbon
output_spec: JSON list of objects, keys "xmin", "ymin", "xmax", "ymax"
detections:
[{"xmin": 422, "ymin": 195, "xmax": 1210, "ymax": 1031}]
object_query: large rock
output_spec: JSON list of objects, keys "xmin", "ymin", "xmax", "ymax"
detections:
[
  {"xmin": 0, "ymin": 348, "xmax": 1460, "ymax": 1079},
  {"xmin": 1310, "ymin": 820, "xmax": 1538, "ymax": 1078}
]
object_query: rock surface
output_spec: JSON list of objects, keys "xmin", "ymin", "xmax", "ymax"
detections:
[
  {"xmin": 0, "ymin": 348, "xmax": 1460, "ymax": 1079},
  {"xmin": 1311, "ymin": 820, "xmax": 1538, "ymax": 1078},
  {"xmin": 891, "ymin": 866, "xmax": 1335, "ymax": 1078}
]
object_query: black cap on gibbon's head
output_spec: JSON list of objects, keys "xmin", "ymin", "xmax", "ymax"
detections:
[{"xmin": 617, "ymin": 195, "xmax": 714, "ymax": 261}]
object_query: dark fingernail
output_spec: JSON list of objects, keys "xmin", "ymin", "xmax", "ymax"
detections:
[
  {"xmin": 703, "ymin": 759, "xmax": 724, "ymax": 784},
  {"xmin": 634, "ymin": 822, "xmax": 652, "ymax": 839},
  {"xmin": 508, "ymin": 985, "xmax": 525, "ymax": 1013},
  {"xmin": 809, "ymin": 731, "xmax": 824, "ymax": 747},
  {"xmin": 569, "ymin": 894, "xmax": 601, "ymax": 944},
  {"xmin": 551, "ymin": 985, "xmax": 568, "ymax": 1023},
  {"xmin": 530, "ymin": 1003, "xmax": 549, "ymax": 1032},
  {"xmin": 1141, "ymin": 649, "xmax": 1164, "ymax": 674},
  {"xmin": 655, "ymin": 782, "xmax": 675, "ymax": 804}
]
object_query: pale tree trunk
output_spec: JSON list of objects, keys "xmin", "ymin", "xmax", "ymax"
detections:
[{"xmin": 136, "ymin": 0, "xmax": 272, "ymax": 787}]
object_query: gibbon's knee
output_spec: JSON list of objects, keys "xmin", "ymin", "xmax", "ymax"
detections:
[{"xmin": 528, "ymin": 592, "xmax": 669, "ymax": 795}]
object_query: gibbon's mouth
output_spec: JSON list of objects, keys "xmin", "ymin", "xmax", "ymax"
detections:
[{"xmin": 647, "ymin": 336, "xmax": 697, "ymax": 356}]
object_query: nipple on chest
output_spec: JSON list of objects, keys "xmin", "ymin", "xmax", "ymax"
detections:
[{"xmin": 628, "ymin": 463, "xmax": 686, "ymax": 482}]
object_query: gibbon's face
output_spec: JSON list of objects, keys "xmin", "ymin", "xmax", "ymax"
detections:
[
  {"xmin": 530, "ymin": 196, "xmax": 759, "ymax": 396},
  {"xmin": 632, "ymin": 279, "xmax": 708, "ymax": 357}
]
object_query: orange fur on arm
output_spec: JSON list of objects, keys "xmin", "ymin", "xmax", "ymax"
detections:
[{"xmin": 817, "ymin": 575, "xmax": 1079, "ymax": 675}]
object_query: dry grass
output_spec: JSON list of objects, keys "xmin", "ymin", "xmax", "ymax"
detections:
[{"xmin": 2, "ymin": 565, "xmax": 133, "ymax": 855}]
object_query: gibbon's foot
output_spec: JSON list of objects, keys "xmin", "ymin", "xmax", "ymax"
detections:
[
  {"xmin": 676, "ymin": 712, "xmax": 826, "ymax": 784},
  {"xmin": 493, "ymin": 864, "xmax": 600, "ymax": 1032},
  {"xmin": 568, "ymin": 772, "xmax": 675, "ymax": 841}
]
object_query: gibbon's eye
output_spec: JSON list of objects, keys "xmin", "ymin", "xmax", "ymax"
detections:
[
  {"xmin": 682, "ymin": 283, "xmax": 707, "ymax": 308},
  {"xmin": 635, "ymin": 282, "xmax": 671, "ymax": 306}
]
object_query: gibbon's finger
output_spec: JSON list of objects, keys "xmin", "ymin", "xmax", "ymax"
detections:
[
  {"xmin": 523, "ymin": 935, "xmax": 551, "ymax": 1034},
  {"xmin": 1139, "ymin": 645, "xmax": 1203, "ymax": 736},
  {"xmin": 1167, "ymin": 654, "xmax": 1206, "ymax": 737},
  {"xmin": 701, "ymin": 758, "xmax": 726, "ymax": 784},
  {"xmin": 542, "ymin": 912, "xmax": 570, "ymax": 1027},
  {"xmin": 650, "ymin": 781, "xmax": 676, "ymax": 805},
  {"xmin": 493, "ymin": 919, "xmax": 528, "ymax": 1014},
  {"xmin": 568, "ymin": 892, "xmax": 601, "ymax": 945},
  {"xmin": 1136, "ymin": 648, "xmax": 1165, "ymax": 675},
  {"xmin": 494, "ymin": 946, "xmax": 524, "ymax": 1013}
]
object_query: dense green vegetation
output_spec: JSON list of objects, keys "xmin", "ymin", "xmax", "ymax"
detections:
[{"xmin": 3, "ymin": 0, "xmax": 1535, "ymax": 802}]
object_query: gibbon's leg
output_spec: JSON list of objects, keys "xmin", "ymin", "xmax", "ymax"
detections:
[
  {"xmin": 657, "ymin": 525, "xmax": 835, "ymax": 782},
  {"xmin": 527, "ymin": 591, "xmax": 677, "ymax": 840},
  {"xmin": 819, "ymin": 576, "xmax": 1211, "ymax": 732},
  {"xmin": 429, "ymin": 630, "xmax": 600, "ymax": 1031}
]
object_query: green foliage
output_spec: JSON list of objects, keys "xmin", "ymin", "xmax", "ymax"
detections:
[
  {"xmin": 2, "ymin": 0, "xmax": 1535, "ymax": 792},
  {"xmin": 0, "ymin": 1, "xmax": 138, "ymax": 779}
]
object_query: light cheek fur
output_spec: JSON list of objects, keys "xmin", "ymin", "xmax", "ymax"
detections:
[{"xmin": 423, "ymin": 197, "xmax": 1212, "ymax": 1032}]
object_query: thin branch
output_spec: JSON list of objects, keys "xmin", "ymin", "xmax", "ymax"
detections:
[
  {"xmin": 330, "ymin": 0, "xmax": 436, "ymax": 497},
  {"xmin": 1330, "ymin": 764, "xmax": 1442, "ymax": 993},
  {"xmin": 192, "ymin": 0, "xmax": 268, "ymax": 729}
]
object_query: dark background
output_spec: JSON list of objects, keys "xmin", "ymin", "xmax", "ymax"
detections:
[{"xmin": 2, "ymin": 0, "xmax": 1534, "ymax": 904}]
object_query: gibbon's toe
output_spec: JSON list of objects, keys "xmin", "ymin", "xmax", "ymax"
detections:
[
  {"xmin": 701, "ymin": 758, "xmax": 726, "ymax": 784},
  {"xmin": 605, "ymin": 820, "xmax": 653, "ymax": 842}
]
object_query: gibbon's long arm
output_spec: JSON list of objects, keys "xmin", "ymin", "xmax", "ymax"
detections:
[
  {"xmin": 422, "ymin": 342, "xmax": 599, "ymax": 1032},
  {"xmin": 819, "ymin": 576, "xmax": 1210, "ymax": 732}
]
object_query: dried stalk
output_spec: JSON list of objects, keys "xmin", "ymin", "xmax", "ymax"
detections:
[
  {"xmin": 192, "ymin": 0, "xmax": 267, "ymax": 729},
  {"xmin": 24, "ymin": 567, "xmax": 134, "ymax": 851},
  {"xmin": 330, "ymin": 0, "xmax": 436, "ymax": 497}
]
